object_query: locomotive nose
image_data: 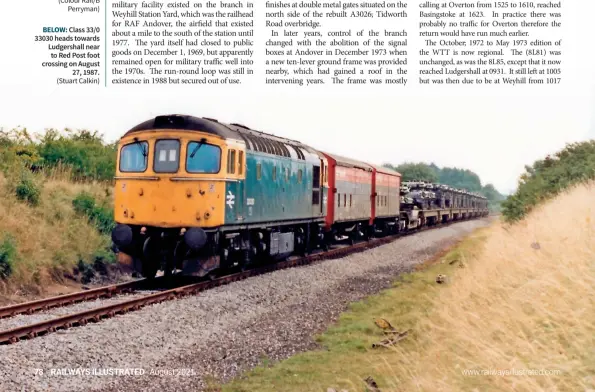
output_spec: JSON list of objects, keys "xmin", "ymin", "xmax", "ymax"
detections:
[
  {"xmin": 111, "ymin": 224, "xmax": 133, "ymax": 248},
  {"xmin": 184, "ymin": 227, "xmax": 207, "ymax": 251}
]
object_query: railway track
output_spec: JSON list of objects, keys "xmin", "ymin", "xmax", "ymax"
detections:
[
  {"xmin": 0, "ymin": 275, "xmax": 193, "ymax": 320},
  {"xmin": 0, "ymin": 218, "xmax": 485, "ymax": 344},
  {"xmin": 0, "ymin": 280, "xmax": 146, "ymax": 320}
]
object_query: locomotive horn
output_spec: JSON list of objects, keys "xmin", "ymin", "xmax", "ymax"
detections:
[{"xmin": 184, "ymin": 227, "xmax": 207, "ymax": 251}]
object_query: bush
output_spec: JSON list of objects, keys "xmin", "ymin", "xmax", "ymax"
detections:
[
  {"xmin": 72, "ymin": 191, "xmax": 115, "ymax": 234},
  {"xmin": 92, "ymin": 248, "xmax": 117, "ymax": 276},
  {"xmin": 15, "ymin": 175, "xmax": 41, "ymax": 205},
  {"xmin": 0, "ymin": 234, "xmax": 17, "ymax": 279},
  {"xmin": 0, "ymin": 128, "xmax": 42, "ymax": 172},
  {"xmin": 76, "ymin": 259, "xmax": 95, "ymax": 284},
  {"xmin": 0, "ymin": 127, "xmax": 116, "ymax": 182},
  {"xmin": 37, "ymin": 129, "xmax": 116, "ymax": 181},
  {"xmin": 72, "ymin": 191, "xmax": 95, "ymax": 215},
  {"xmin": 502, "ymin": 141, "xmax": 595, "ymax": 222}
]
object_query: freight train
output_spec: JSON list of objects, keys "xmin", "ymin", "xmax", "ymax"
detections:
[{"xmin": 110, "ymin": 115, "xmax": 489, "ymax": 278}]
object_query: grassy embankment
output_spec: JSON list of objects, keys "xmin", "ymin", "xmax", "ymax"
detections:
[
  {"xmin": 223, "ymin": 183, "xmax": 595, "ymax": 392},
  {"xmin": 0, "ymin": 169, "xmax": 115, "ymax": 301},
  {"xmin": 0, "ymin": 128, "xmax": 116, "ymax": 302}
]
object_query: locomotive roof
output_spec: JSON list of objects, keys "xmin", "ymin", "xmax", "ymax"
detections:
[
  {"xmin": 125, "ymin": 115, "xmax": 238, "ymax": 139},
  {"xmin": 123, "ymin": 114, "xmax": 319, "ymax": 160}
]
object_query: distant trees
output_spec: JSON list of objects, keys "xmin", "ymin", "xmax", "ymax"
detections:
[
  {"xmin": 383, "ymin": 161, "xmax": 505, "ymax": 209},
  {"xmin": 501, "ymin": 141, "xmax": 595, "ymax": 222},
  {"xmin": 384, "ymin": 162, "xmax": 438, "ymax": 183},
  {"xmin": 438, "ymin": 167, "xmax": 482, "ymax": 192}
]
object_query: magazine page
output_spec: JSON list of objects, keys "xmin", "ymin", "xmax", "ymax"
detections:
[{"xmin": 0, "ymin": 1, "xmax": 593, "ymax": 391}]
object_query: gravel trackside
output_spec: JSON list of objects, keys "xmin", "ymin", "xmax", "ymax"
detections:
[
  {"xmin": 0, "ymin": 292, "xmax": 157, "ymax": 332},
  {"xmin": 0, "ymin": 219, "xmax": 491, "ymax": 392}
]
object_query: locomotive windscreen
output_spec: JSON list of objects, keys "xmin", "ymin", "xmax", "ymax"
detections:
[
  {"xmin": 186, "ymin": 142, "xmax": 221, "ymax": 174},
  {"xmin": 154, "ymin": 139, "xmax": 180, "ymax": 173},
  {"xmin": 120, "ymin": 141, "xmax": 148, "ymax": 172}
]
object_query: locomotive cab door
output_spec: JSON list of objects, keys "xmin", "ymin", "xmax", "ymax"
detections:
[
  {"xmin": 235, "ymin": 150, "xmax": 245, "ymax": 222},
  {"xmin": 312, "ymin": 159, "xmax": 327, "ymax": 217},
  {"xmin": 225, "ymin": 147, "xmax": 245, "ymax": 223},
  {"xmin": 320, "ymin": 161, "xmax": 324, "ymax": 215},
  {"xmin": 311, "ymin": 164, "xmax": 321, "ymax": 216}
]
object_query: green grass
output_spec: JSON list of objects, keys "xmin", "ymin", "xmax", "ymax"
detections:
[{"xmin": 222, "ymin": 233, "xmax": 487, "ymax": 392}]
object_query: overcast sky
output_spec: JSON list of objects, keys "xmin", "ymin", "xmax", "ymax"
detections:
[{"xmin": 1, "ymin": 1, "xmax": 594, "ymax": 195}]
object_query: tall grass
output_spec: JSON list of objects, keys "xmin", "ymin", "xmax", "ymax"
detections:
[
  {"xmin": 386, "ymin": 182, "xmax": 595, "ymax": 391},
  {"xmin": 0, "ymin": 127, "xmax": 117, "ymax": 295},
  {"xmin": 0, "ymin": 172, "xmax": 114, "ymax": 295}
]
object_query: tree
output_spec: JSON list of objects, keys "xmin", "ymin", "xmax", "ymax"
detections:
[
  {"xmin": 481, "ymin": 184, "xmax": 505, "ymax": 202},
  {"xmin": 384, "ymin": 162, "xmax": 438, "ymax": 182},
  {"xmin": 501, "ymin": 140, "xmax": 595, "ymax": 222}
]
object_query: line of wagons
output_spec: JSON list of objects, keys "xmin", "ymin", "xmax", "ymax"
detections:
[{"xmin": 110, "ymin": 115, "xmax": 489, "ymax": 278}]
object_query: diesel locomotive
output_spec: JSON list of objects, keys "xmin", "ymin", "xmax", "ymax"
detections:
[{"xmin": 111, "ymin": 115, "xmax": 489, "ymax": 278}]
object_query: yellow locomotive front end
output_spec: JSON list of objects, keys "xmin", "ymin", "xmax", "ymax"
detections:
[
  {"xmin": 111, "ymin": 115, "xmax": 245, "ymax": 278},
  {"xmin": 114, "ymin": 131, "xmax": 228, "ymax": 228}
]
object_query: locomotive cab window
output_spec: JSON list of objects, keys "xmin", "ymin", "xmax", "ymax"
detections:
[
  {"xmin": 312, "ymin": 168, "xmax": 320, "ymax": 205},
  {"xmin": 238, "ymin": 151, "xmax": 244, "ymax": 175},
  {"xmin": 154, "ymin": 139, "xmax": 180, "ymax": 173},
  {"xmin": 227, "ymin": 149, "xmax": 236, "ymax": 174},
  {"xmin": 120, "ymin": 140, "xmax": 148, "ymax": 173},
  {"xmin": 312, "ymin": 166, "xmax": 320, "ymax": 188},
  {"xmin": 186, "ymin": 140, "xmax": 221, "ymax": 174}
]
